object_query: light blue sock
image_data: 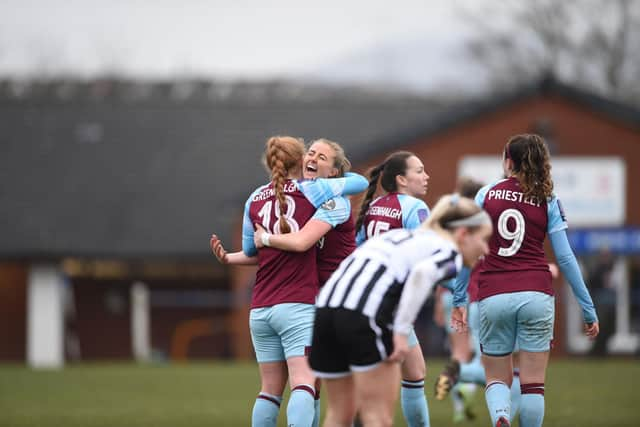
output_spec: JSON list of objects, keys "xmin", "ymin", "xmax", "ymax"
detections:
[
  {"xmin": 252, "ymin": 393, "xmax": 282, "ymax": 427},
  {"xmin": 312, "ymin": 396, "xmax": 320, "ymax": 427},
  {"xmin": 519, "ymin": 383, "xmax": 545, "ymax": 427},
  {"xmin": 485, "ymin": 381, "xmax": 511, "ymax": 426},
  {"xmin": 401, "ymin": 379, "xmax": 430, "ymax": 427},
  {"xmin": 460, "ymin": 358, "xmax": 486, "ymax": 384},
  {"xmin": 510, "ymin": 370, "xmax": 521, "ymax": 420},
  {"xmin": 287, "ymin": 384, "xmax": 316, "ymax": 427}
]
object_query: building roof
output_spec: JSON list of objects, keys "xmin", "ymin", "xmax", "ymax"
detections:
[
  {"xmin": 0, "ymin": 79, "xmax": 455, "ymax": 259},
  {"xmin": 1, "ymin": 76, "xmax": 638, "ymax": 259}
]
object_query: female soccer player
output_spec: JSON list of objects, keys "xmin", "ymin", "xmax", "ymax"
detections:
[
  {"xmin": 212, "ymin": 135, "xmax": 367, "ymax": 427},
  {"xmin": 310, "ymin": 194, "xmax": 492, "ymax": 427},
  {"xmin": 433, "ymin": 177, "xmax": 485, "ymax": 422},
  {"xmin": 354, "ymin": 151, "xmax": 431, "ymax": 427},
  {"xmin": 451, "ymin": 134, "xmax": 599, "ymax": 427},
  {"xmin": 252, "ymin": 138, "xmax": 357, "ymax": 287}
]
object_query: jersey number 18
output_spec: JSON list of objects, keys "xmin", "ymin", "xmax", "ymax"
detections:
[{"xmin": 257, "ymin": 196, "xmax": 300, "ymax": 234}]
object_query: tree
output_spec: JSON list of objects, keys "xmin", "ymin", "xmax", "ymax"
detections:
[{"xmin": 460, "ymin": 0, "xmax": 640, "ymax": 105}]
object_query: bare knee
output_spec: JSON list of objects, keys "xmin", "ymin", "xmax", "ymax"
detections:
[
  {"xmin": 360, "ymin": 410, "xmax": 393, "ymax": 427},
  {"xmin": 401, "ymin": 346, "xmax": 426, "ymax": 380},
  {"xmin": 324, "ymin": 408, "xmax": 354, "ymax": 427}
]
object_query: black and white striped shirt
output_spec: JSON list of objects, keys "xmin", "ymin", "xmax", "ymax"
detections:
[{"xmin": 317, "ymin": 228, "xmax": 462, "ymax": 333}]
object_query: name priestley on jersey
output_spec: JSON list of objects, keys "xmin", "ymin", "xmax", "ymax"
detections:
[{"xmin": 487, "ymin": 189, "xmax": 541, "ymax": 207}]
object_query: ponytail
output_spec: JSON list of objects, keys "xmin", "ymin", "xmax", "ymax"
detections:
[
  {"xmin": 355, "ymin": 151, "xmax": 415, "ymax": 232},
  {"xmin": 355, "ymin": 163, "xmax": 384, "ymax": 232}
]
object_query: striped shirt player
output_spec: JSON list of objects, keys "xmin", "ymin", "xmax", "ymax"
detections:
[
  {"xmin": 310, "ymin": 228, "xmax": 462, "ymax": 376},
  {"xmin": 355, "ymin": 192, "xmax": 429, "ymax": 245}
]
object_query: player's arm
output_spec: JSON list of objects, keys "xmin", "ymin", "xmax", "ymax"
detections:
[
  {"xmin": 355, "ymin": 225, "xmax": 366, "ymax": 246},
  {"xmin": 549, "ymin": 230, "xmax": 598, "ymax": 325},
  {"xmin": 254, "ymin": 197, "xmax": 350, "ymax": 252},
  {"xmin": 241, "ymin": 193, "xmax": 258, "ymax": 257},
  {"xmin": 210, "ymin": 194, "xmax": 259, "ymax": 265},
  {"xmin": 210, "ymin": 234, "xmax": 258, "ymax": 265},
  {"xmin": 298, "ymin": 172, "xmax": 368, "ymax": 207},
  {"xmin": 547, "ymin": 196, "xmax": 598, "ymax": 337},
  {"xmin": 394, "ymin": 250, "xmax": 462, "ymax": 335},
  {"xmin": 255, "ymin": 220, "xmax": 331, "ymax": 251},
  {"xmin": 451, "ymin": 266, "xmax": 471, "ymax": 307},
  {"xmin": 402, "ymin": 199, "xmax": 430, "ymax": 230}
]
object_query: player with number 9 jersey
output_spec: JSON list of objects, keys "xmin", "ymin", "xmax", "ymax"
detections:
[
  {"xmin": 473, "ymin": 176, "xmax": 565, "ymax": 300},
  {"xmin": 451, "ymin": 134, "xmax": 598, "ymax": 427}
]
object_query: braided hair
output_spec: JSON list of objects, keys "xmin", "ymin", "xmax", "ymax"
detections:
[{"xmin": 264, "ymin": 136, "xmax": 305, "ymax": 234}]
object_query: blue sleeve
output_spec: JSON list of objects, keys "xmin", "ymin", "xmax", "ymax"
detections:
[
  {"xmin": 356, "ymin": 225, "xmax": 367, "ymax": 246},
  {"xmin": 241, "ymin": 192, "xmax": 258, "ymax": 257},
  {"xmin": 400, "ymin": 196, "xmax": 430, "ymax": 230},
  {"xmin": 298, "ymin": 172, "xmax": 368, "ymax": 208},
  {"xmin": 440, "ymin": 278, "xmax": 455, "ymax": 292},
  {"xmin": 310, "ymin": 197, "xmax": 350, "ymax": 227},
  {"xmin": 355, "ymin": 225, "xmax": 366, "ymax": 246},
  {"xmin": 549, "ymin": 229, "xmax": 598, "ymax": 323},
  {"xmin": 474, "ymin": 183, "xmax": 492, "ymax": 208},
  {"xmin": 452, "ymin": 266, "xmax": 471, "ymax": 307},
  {"xmin": 547, "ymin": 196, "xmax": 568, "ymax": 234}
]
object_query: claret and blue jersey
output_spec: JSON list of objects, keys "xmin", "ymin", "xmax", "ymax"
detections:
[
  {"xmin": 241, "ymin": 173, "xmax": 367, "ymax": 309},
  {"xmin": 453, "ymin": 176, "xmax": 597, "ymax": 324},
  {"xmin": 355, "ymin": 192, "xmax": 430, "ymax": 246}
]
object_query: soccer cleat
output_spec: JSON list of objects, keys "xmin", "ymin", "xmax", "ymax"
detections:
[
  {"xmin": 496, "ymin": 416, "xmax": 511, "ymax": 427},
  {"xmin": 457, "ymin": 386, "xmax": 477, "ymax": 421},
  {"xmin": 434, "ymin": 359, "xmax": 460, "ymax": 400}
]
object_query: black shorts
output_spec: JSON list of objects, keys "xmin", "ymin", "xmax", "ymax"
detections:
[{"xmin": 309, "ymin": 307, "xmax": 393, "ymax": 378}]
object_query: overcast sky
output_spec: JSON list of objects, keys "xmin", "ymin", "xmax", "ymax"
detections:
[{"xmin": 0, "ymin": 0, "xmax": 484, "ymax": 91}]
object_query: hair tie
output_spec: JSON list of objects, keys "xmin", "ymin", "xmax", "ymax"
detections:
[{"xmin": 446, "ymin": 210, "xmax": 491, "ymax": 228}]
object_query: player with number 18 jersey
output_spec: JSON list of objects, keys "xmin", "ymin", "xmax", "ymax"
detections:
[{"xmin": 243, "ymin": 174, "xmax": 367, "ymax": 309}]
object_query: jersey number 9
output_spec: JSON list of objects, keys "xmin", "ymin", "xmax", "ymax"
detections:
[{"xmin": 497, "ymin": 208, "xmax": 525, "ymax": 257}]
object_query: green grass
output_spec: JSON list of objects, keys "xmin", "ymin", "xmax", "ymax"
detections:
[{"xmin": 0, "ymin": 358, "xmax": 638, "ymax": 426}]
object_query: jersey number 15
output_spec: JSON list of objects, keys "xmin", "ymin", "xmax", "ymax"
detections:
[{"xmin": 366, "ymin": 220, "xmax": 390, "ymax": 239}]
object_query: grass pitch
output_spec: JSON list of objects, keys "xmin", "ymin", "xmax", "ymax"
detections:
[{"xmin": 0, "ymin": 358, "xmax": 638, "ymax": 426}]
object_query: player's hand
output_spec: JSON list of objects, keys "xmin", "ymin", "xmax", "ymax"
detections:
[
  {"xmin": 548, "ymin": 263, "xmax": 559, "ymax": 279},
  {"xmin": 387, "ymin": 333, "xmax": 409, "ymax": 364},
  {"xmin": 584, "ymin": 322, "xmax": 599, "ymax": 339},
  {"xmin": 254, "ymin": 224, "xmax": 267, "ymax": 248},
  {"xmin": 451, "ymin": 306, "xmax": 468, "ymax": 333},
  {"xmin": 209, "ymin": 234, "xmax": 228, "ymax": 264}
]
